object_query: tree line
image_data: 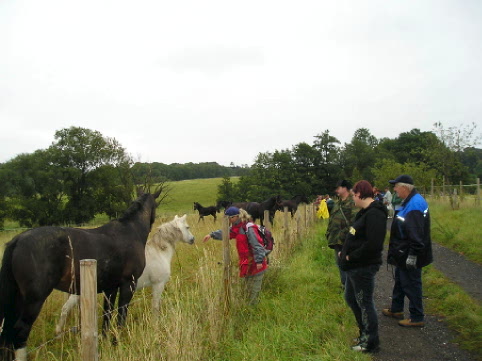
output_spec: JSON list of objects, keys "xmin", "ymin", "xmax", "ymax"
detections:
[
  {"xmin": 1, "ymin": 123, "xmax": 480, "ymax": 229},
  {"xmin": 216, "ymin": 123, "xmax": 482, "ymax": 203},
  {"xmin": 0, "ymin": 127, "xmax": 247, "ymax": 229}
]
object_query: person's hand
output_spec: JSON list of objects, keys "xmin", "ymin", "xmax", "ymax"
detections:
[
  {"xmin": 202, "ymin": 234, "xmax": 211, "ymax": 243},
  {"xmin": 406, "ymin": 254, "xmax": 417, "ymax": 270}
]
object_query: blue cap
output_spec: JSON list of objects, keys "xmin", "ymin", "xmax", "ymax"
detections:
[{"xmin": 225, "ymin": 206, "xmax": 240, "ymax": 216}]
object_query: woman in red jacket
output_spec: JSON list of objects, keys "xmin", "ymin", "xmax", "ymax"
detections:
[{"xmin": 203, "ymin": 207, "xmax": 268, "ymax": 305}]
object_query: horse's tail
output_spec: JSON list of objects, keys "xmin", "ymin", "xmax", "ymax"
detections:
[{"xmin": 0, "ymin": 237, "xmax": 21, "ymax": 357}]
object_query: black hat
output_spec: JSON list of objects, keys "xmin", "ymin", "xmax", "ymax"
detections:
[
  {"xmin": 336, "ymin": 179, "xmax": 352, "ymax": 190},
  {"xmin": 388, "ymin": 174, "xmax": 414, "ymax": 185}
]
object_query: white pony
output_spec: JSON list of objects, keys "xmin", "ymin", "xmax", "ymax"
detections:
[{"xmin": 55, "ymin": 214, "xmax": 195, "ymax": 334}]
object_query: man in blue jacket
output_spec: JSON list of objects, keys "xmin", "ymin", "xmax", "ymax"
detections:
[{"xmin": 383, "ymin": 175, "xmax": 433, "ymax": 327}]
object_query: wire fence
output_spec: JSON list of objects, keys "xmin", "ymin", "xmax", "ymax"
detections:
[{"xmin": 418, "ymin": 178, "xmax": 481, "ymax": 206}]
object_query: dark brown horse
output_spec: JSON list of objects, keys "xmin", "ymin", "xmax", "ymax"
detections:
[
  {"xmin": 193, "ymin": 202, "xmax": 218, "ymax": 222},
  {"xmin": 0, "ymin": 189, "xmax": 161, "ymax": 361},
  {"xmin": 218, "ymin": 196, "xmax": 282, "ymax": 225},
  {"xmin": 246, "ymin": 195, "xmax": 282, "ymax": 225},
  {"xmin": 278, "ymin": 195, "xmax": 310, "ymax": 217}
]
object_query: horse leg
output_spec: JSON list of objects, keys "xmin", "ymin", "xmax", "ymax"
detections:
[
  {"xmin": 56, "ymin": 294, "xmax": 80, "ymax": 335},
  {"xmin": 12, "ymin": 296, "xmax": 49, "ymax": 361},
  {"xmin": 151, "ymin": 281, "xmax": 167, "ymax": 315},
  {"xmin": 116, "ymin": 281, "xmax": 136, "ymax": 329},
  {"xmin": 102, "ymin": 289, "xmax": 118, "ymax": 336}
]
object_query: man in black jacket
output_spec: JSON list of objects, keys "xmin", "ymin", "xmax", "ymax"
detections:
[{"xmin": 383, "ymin": 175, "xmax": 433, "ymax": 327}]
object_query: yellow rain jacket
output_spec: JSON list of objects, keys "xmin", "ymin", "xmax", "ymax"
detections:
[{"xmin": 317, "ymin": 199, "xmax": 329, "ymax": 219}]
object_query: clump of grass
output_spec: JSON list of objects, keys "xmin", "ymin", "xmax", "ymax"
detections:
[{"xmin": 424, "ymin": 266, "xmax": 482, "ymax": 358}]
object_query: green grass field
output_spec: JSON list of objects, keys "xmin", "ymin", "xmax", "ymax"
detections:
[{"xmin": 0, "ymin": 180, "xmax": 481, "ymax": 360}]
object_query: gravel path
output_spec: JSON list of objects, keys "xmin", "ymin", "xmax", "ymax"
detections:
[
  {"xmin": 431, "ymin": 243, "xmax": 482, "ymax": 303},
  {"xmin": 371, "ymin": 242, "xmax": 481, "ymax": 361}
]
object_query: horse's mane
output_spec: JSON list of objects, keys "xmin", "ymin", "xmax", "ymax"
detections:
[
  {"xmin": 147, "ymin": 218, "xmax": 182, "ymax": 250},
  {"xmin": 118, "ymin": 194, "xmax": 150, "ymax": 224}
]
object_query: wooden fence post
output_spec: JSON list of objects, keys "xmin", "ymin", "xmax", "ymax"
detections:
[
  {"xmin": 264, "ymin": 210, "xmax": 271, "ymax": 230},
  {"xmin": 80, "ymin": 259, "xmax": 98, "ymax": 361},
  {"xmin": 283, "ymin": 206, "xmax": 290, "ymax": 247},
  {"xmin": 477, "ymin": 178, "xmax": 481, "ymax": 207},
  {"xmin": 296, "ymin": 211, "xmax": 302, "ymax": 241},
  {"xmin": 222, "ymin": 216, "xmax": 231, "ymax": 315}
]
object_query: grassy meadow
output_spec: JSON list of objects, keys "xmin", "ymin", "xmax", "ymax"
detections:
[
  {"xmin": 428, "ymin": 196, "xmax": 482, "ymax": 264},
  {"xmin": 0, "ymin": 179, "xmax": 481, "ymax": 360}
]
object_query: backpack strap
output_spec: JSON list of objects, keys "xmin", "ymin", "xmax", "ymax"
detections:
[{"xmin": 338, "ymin": 203, "xmax": 349, "ymax": 225}]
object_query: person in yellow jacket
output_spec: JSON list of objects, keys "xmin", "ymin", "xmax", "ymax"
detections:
[{"xmin": 317, "ymin": 198, "xmax": 329, "ymax": 219}]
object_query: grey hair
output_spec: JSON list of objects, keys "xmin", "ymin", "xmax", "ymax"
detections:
[
  {"xmin": 396, "ymin": 182, "xmax": 414, "ymax": 192},
  {"xmin": 239, "ymin": 208, "xmax": 251, "ymax": 222}
]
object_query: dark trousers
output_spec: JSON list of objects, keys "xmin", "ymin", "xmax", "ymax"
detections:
[
  {"xmin": 334, "ymin": 249, "xmax": 347, "ymax": 287},
  {"xmin": 344, "ymin": 264, "xmax": 380, "ymax": 348},
  {"xmin": 391, "ymin": 266, "xmax": 424, "ymax": 322}
]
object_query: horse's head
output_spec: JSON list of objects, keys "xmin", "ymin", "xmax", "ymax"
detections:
[
  {"xmin": 193, "ymin": 202, "xmax": 199, "ymax": 211},
  {"xmin": 275, "ymin": 194, "xmax": 283, "ymax": 206},
  {"xmin": 174, "ymin": 214, "xmax": 195, "ymax": 244},
  {"xmin": 121, "ymin": 190, "xmax": 160, "ymax": 229}
]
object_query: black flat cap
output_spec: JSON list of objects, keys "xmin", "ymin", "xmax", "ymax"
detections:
[{"xmin": 336, "ymin": 179, "xmax": 352, "ymax": 189}]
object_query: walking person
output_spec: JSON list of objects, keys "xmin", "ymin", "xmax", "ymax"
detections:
[
  {"xmin": 383, "ymin": 175, "xmax": 433, "ymax": 327},
  {"xmin": 203, "ymin": 206, "xmax": 268, "ymax": 305},
  {"xmin": 326, "ymin": 180, "xmax": 357, "ymax": 288},
  {"xmin": 339, "ymin": 180, "xmax": 387, "ymax": 353},
  {"xmin": 383, "ymin": 186, "xmax": 393, "ymax": 218}
]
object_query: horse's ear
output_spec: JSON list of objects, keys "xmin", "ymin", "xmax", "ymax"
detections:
[
  {"xmin": 153, "ymin": 189, "xmax": 162, "ymax": 199},
  {"xmin": 174, "ymin": 215, "xmax": 179, "ymax": 220}
]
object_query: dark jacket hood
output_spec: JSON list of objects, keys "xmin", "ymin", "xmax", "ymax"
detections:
[{"xmin": 362, "ymin": 199, "xmax": 388, "ymax": 217}]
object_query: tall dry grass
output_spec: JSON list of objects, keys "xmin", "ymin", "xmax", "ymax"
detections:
[{"xmin": 4, "ymin": 209, "xmax": 312, "ymax": 361}]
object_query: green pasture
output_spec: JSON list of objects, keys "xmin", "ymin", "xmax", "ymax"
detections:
[
  {"xmin": 159, "ymin": 177, "xmax": 235, "ymax": 216},
  {"xmin": 0, "ymin": 180, "xmax": 481, "ymax": 360},
  {"xmin": 428, "ymin": 197, "xmax": 482, "ymax": 264}
]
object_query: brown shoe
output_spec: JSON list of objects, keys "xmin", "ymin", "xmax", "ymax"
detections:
[
  {"xmin": 382, "ymin": 308, "xmax": 404, "ymax": 320},
  {"xmin": 398, "ymin": 319, "xmax": 425, "ymax": 327}
]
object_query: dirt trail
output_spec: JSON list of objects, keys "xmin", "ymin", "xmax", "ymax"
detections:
[
  {"xmin": 372, "ymin": 242, "xmax": 481, "ymax": 361},
  {"xmin": 431, "ymin": 243, "xmax": 482, "ymax": 303}
]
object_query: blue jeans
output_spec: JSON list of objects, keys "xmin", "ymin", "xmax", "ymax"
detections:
[
  {"xmin": 391, "ymin": 267, "xmax": 424, "ymax": 322},
  {"xmin": 344, "ymin": 264, "xmax": 380, "ymax": 349}
]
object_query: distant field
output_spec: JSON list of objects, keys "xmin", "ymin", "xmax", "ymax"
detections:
[{"xmin": 160, "ymin": 177, "xmax": 236, "ymax": 216}]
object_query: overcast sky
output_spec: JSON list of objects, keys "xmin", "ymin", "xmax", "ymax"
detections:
[{"xmin": 1, "ymin": 0, "xmax": 481, "ymax": 166}]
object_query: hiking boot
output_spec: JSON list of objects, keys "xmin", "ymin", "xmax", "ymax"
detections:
[
  {"xmin": 382, "ymin": 308, "xmax": 404, "ymax": 319},
  {"xmin": 398, "ymin": 319, "xmax": 425, "ymax": 327},
  {"xmin": 351, "ymin": 343, "xmax": 380, "ymax": 353}
]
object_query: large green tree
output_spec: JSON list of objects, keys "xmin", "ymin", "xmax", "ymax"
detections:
[
  {"xmin": 342, "ymin": 128, "xmax": 378, "ymax": 182},
  {"xmin": 49, "ymin": 127, "xmax": 133, "ymax": 224},
  {"xmin": 1, "ymin": 149, "xmax": 65, "ymax": 227}
]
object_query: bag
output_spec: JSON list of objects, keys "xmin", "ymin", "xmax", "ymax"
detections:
[
  {"xmin": 258, "ymin": 225, "xmax": 275, "ymax": 255},
  {"xmin": 245, "ymin": 222, "xmax": 275, "ymax": 255}
]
